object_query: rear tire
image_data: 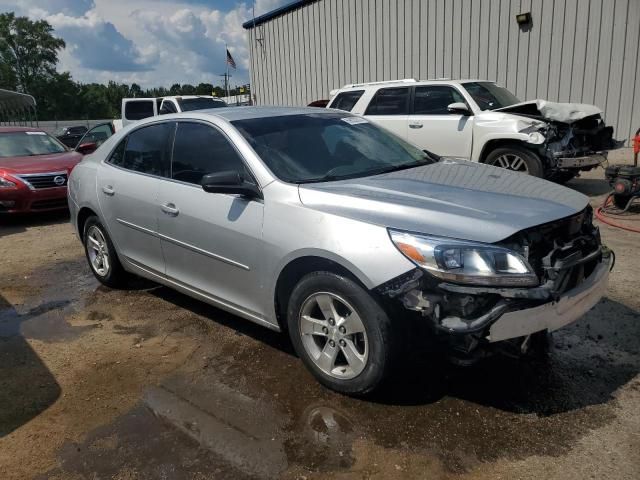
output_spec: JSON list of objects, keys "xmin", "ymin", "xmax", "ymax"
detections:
[
  {"xmin": 485, "ymin": 145, "xmax": 544, "ymax": 177},
  {"xmin": 83, "ymin": 215, "xmax": 128, "ymax": 288},
  {"xmin": 287, "ymin": 271, "xmax": 396, "ymax": 395}
]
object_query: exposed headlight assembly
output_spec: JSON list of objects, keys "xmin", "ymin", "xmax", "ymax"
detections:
[{"xmin": 389, "ymin": 230, "xmax": 538, "ymax": 287}]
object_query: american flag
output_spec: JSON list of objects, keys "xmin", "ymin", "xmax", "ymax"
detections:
[{"xmin": 226, "ymin": 49, "xmax": 236, "ymax": 69}]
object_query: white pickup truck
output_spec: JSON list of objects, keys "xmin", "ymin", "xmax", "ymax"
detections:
[{"xmin": 121, "ymin": 96, "xmax": 227, "ymax": 128}]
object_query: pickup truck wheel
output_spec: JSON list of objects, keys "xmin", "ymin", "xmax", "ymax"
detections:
[
  {"xmin": 83, "ymin": 216, "xmax": 128, "ymax": 288},
  {"xmin": 287, "ymin": 272, "xmax": 395, "ymax": 395},
  {"xmin": 485, "ymin": 146, "xmax": 544, "ymax": 177}
]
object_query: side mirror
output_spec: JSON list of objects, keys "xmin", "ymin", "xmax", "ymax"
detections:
[
  {"xmin": 76, "ymin": 142, "xmax": 97, "ymax": 155},
  {"xmin": 447, "ymin": 102, "xmax": 472, "ymax": 116},
  {"xmin": 201, "ymin": 171, "xmax": 262, "ymax": 199}
]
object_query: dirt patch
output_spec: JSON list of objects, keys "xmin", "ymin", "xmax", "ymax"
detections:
[{"xmin": 1, "ymin": 164, "xmax": 639, "ymax": 479}]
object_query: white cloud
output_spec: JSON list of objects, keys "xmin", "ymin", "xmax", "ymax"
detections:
[{"xmin": 0, "ymin": 0, "xmax": 291, "ymax": 87}]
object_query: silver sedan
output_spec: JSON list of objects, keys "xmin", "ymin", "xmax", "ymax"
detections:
[{"xmin": 68, "ymin": 107, "xmax": 611, "ymax": 395}]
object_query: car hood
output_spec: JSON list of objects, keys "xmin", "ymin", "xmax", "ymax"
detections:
[
  {"xmin": 0, "ymin": 151, "xmax": 83, "ymax": 175},
  {"xmin": 492, "ymin": 99, "xmax": 602, "ymax": 123},
  {"xmin": 298, "ymin": 160, "xmax": 588, "ymax": 244}
]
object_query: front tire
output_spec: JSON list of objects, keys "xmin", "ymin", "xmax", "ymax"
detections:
[
  {"xmin": 287, "ymin": 272, "xmax": 396, "ymax": 395},
  {"xmin": 83, "ymin": 215, "xmax": 128, "ymax": 288},
  {"xmin": 485, "ymin": 145, "xmax": 544, "ymax": 177}
]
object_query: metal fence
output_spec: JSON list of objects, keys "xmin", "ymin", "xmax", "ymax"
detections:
[{"xmin": 246, "ymin": 0, "xmax": 640, "ymax": 144}]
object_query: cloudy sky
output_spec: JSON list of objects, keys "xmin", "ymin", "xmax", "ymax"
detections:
[{"xmin": 0, "ymin": 0, "xmax": 288, "ymax": 88}]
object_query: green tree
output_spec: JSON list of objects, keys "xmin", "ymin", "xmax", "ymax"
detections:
[
  {"xmin": 0, "ymin": 12, "xmax": 65, "ymax": 93},
  {"xmin": 195, "ymin": 82, "xmax": 214, "ymax": 95}
]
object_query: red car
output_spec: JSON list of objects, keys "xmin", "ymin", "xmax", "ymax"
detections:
[{"xmin": 0, "ymin": 127, "xmax": 83, "ymax": 214}]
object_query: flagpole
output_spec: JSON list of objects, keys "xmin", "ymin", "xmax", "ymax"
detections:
[{"xmin": 225, "ymin": 43, "xmax": 230, "ymax": 100}]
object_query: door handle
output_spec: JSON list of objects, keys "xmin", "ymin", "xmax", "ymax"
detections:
[
  {"xmin": 161, "ymin": 202, "xmax": 180, "ymax": 216},
  {"xmin": 409, "ymin": 123, "xmax": 423, "ymax": 129},
  {"xmin": 102, "ymin": 185, "xmax": 115, "ymax": 196}
]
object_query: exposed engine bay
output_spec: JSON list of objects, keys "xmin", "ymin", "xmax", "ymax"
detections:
[
  {"xmin": 378, "ymin": 207, "xmax": 612, "ymax": 362},
  {"xmin": 500, "ymin": 100, "xmax": 623, "ymax": 176}
]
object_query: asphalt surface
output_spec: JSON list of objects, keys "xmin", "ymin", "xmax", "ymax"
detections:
[{"xmin": 0, "ymin": 157, "xmax": 639, "ymax": 479}]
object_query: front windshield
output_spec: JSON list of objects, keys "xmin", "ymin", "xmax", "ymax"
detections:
[
  {"xmin": 177, "ymin": 98, "xmax": 227, "ymax": 111},
  {"xmin": 0, "ymin": 131, "xmax": 67, "ymax": 158},
  {"xmin": 232, "ymin": 112, "xmax": 432, "ymax": 183},
  {"xmin": 462, "ymin": 82, "xmax": 521, "ymax": 110}
]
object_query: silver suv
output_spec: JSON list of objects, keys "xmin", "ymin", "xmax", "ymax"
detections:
[{"xmin": 68, "ymin": 107, "xmax": 611, "ymax": 395}]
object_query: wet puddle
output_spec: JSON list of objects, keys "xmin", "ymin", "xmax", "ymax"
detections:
[{"xmin": 0, "ymin": 259, "xmax": 101, "ymax": 342}]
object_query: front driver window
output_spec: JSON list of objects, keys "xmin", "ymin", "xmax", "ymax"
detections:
[
  {"xmin": 413, "ymin": 86, "xmax": 466, "ymax": 115},
  {"xmin": 171, "ymin": 122, "xmax": 249, "ymax": 185}
]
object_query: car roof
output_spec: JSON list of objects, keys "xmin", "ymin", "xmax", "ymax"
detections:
[
  {"xmin": 335, "ymin": 78, "xmax": 490, "ymax": 92},
  {"xmin": 167, "ymin": 106, "xmax": 340, "ymax": 122},
  {"xmin": 0, "ymin": 126, "xmax": 46, "ymax": 133}
]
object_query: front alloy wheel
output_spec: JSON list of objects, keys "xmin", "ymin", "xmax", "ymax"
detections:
[
  {"xmin": 299, "ymin": 292, "xmax": 368, "ymax": 379},
  {"xmin": 485, "ymin": 145, "xmax": 544, "ymax": 177},
  {"xmin": 492, "ymin": 153, "xmax": 530, "ymax": 173},
  {"xmin": 287, "ymin": 271, "xmax": 396, "ymax": 395}
]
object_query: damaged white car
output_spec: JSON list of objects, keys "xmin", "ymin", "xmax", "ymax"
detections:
[{"xmin": 327, "ymin": 79, "xmax": 622, "ymax": 181}]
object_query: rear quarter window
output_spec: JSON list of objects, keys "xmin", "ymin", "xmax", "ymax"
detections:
[
  {"xmin": 329, "ymin": 90, "xmax": 365, "ymax": 112},
  {"xmin": 124, "ymin": 101, "xmax": 155, "ymax": 121}
]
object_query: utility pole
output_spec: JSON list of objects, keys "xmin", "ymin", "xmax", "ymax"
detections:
[{"xmin": 219, "ymin": 73, "xmax": 232, "ymax": 101}]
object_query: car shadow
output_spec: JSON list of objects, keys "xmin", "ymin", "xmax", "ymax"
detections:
[
  {"xmin": 373, "ymin": 297, "xmax": 639, "ymax": 415},
  {"xmin": 566, "ymin": 177, "xmax": 612, "ymax": 197},
  {"xmin": 146, "ymin": 280, "xmax": 638, "ymax": 417},
  {"xmin": 147, "ymin": 284, "xmax": 295, "ymax": 355},
  {"xmin": 0, "ymin": 294, "xmax": 62, "ymax": 437},
  {"xmin": 0, "ymin": 210, "xmax": 70, "ymax": 238}
]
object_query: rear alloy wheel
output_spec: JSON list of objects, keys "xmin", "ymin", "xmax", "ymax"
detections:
[
  {"xmin": 287, "ymin": 271, "xmax": 396, "ymax": 395},
  {"xmin": 83, "ymin": 216, "xmax": 128, "ymax": 288},
  {"xmin": 485, "ymin": 145, "xmax": 544, "ymax": 177}
]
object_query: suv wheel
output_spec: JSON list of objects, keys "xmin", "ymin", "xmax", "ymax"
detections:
[
  {"xmin": 287, "ymin": 271, "xmax": 395, "ymax": 395},
  {"xmin": 83, "ymin": 216, "xmax": 128, "ymax": 288},
  {"xmin": 485, "ymin": 145, "xmax": 544, "ymax": 177}
]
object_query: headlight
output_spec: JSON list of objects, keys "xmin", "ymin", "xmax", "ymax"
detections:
[
  {"xmin": 389, "ymin": 230, "xmax": 538, "ymax": 287},
  {"xmin": 0, "ymin": 176, "xmax": 16, "ymax": 188}
]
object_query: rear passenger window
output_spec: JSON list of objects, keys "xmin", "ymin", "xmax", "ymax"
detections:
[
  {"xmin": 109, "ymin": 123, "xmax": 172, "ymax": 177},
  {"xmin": 364, "ymin": 87, "xmax": 409, "ymax": 115},
  {"xmin": 330, "ymin": 90, "xmax": 364, "ymax": 112},
  {"xmin": 171, "ymin": 122, "xmax": 248, "ymax": 185},
  {"xmin": 413, "ymin": 86, "xmax": 466, "ymax": 115}
]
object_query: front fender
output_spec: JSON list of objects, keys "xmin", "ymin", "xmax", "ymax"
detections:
[{"xmin": 471, "ymin": 112, "xmax": 548, "ymax": 161}]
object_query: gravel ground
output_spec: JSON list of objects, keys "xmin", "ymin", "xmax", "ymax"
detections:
[{"xmin": 0, "ymin": 151, "xmax": 638, "ymax": 479}]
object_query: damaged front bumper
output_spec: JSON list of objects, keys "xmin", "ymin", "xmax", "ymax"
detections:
[
  {"xmin": 555, "ymin": 153, "xmax": 607, "ymax": 169},
  {"xmin": 487, "ymin": 254, "xmax": 610, "ymax": 342},
  {"xmin": 378, "ymin": 233, "xmax": 612, "ymax": 360}
]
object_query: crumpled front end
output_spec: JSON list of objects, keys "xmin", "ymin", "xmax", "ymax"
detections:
[
  {"xmin": 497, "ymin": 100, "xmax": 623, "ymax": 175},
  {"xmin": 541, "ymin": 115, "xmax": 623, "ymax": 169},
  {"xmin": 377, "ymin": 207, "xmax": 612, "ymax": 362}
]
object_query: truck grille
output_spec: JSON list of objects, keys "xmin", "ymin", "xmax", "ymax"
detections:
[{"xmin": 17, "ymin": 172, "xmax": 68, "ymax": 189}]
